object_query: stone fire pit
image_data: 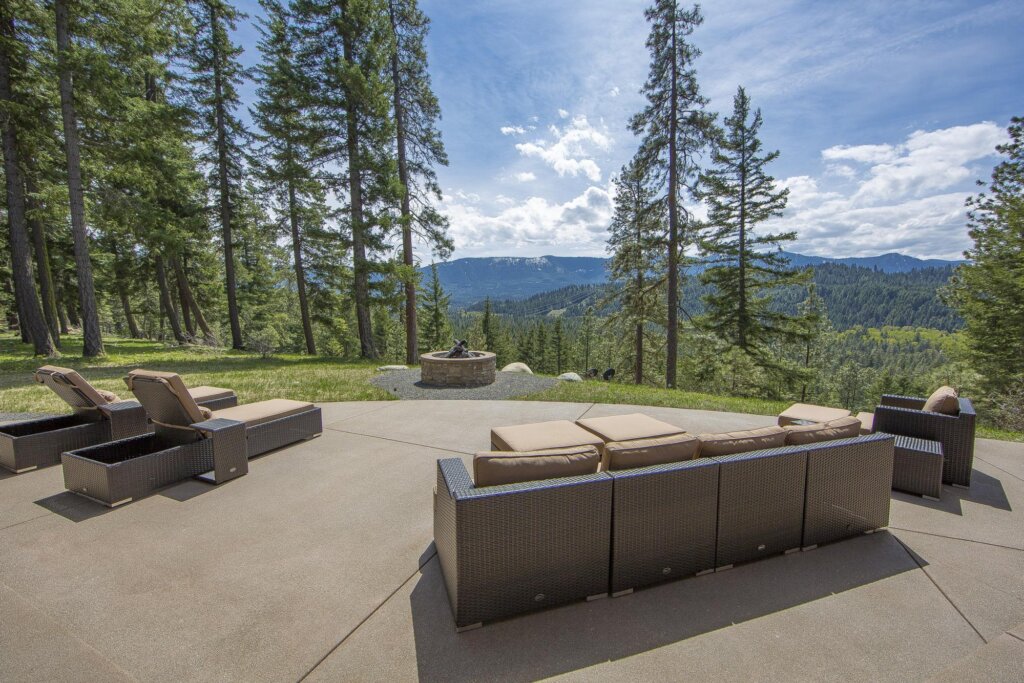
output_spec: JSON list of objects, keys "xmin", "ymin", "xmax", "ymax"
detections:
[{"xmin": 420, "ymin": 351, "xmax": 497, "ymax": 388}]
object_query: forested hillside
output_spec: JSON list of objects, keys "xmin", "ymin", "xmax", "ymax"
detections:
[{"xmin": 467, "ymin": 263, "xmax": 962, "ymax": 331}]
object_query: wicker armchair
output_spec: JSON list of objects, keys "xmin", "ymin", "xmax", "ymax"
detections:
[{"xmin": 872, "ymin": 395, "xmax": 977, "ymax": 487}]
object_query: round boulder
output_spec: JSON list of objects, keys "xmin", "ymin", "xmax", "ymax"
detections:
[
  {"xmin": 557, "ymin": 372, "xmax": 583, "ymax": 382},
  {"xmin": 501, "ymin": 362, "xmax": 533, "ymax": 374}
]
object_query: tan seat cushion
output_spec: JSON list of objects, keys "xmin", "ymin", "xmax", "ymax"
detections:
[
  {"xmin": 777, "ymin": 403, "xmax": 851, "ymax": 426},
  {"xmin": 923, "ymin": 386, "xmax": 959, "ymax": 415},
  {"xmin": 490, "ymin": 420, "xmax": 604, "ymax": 453},
  {"xmin": 35, "ymin": 365, "xmax": 111, "ymax": 410},
  {"xmin": 576, "ymin": 413, "xmax": 685, "ymax": 444},
  {"xmin": 602, "ymin": 432, "xmax": 701, "ymax": 471},
  {"xmin": 697, "ymin": 426, "xmax": 788, "ymax": 457},
  {"xmin": 126, "ymin": 369, "xmax": 207, "ymax": 425},
  {"xmin": 212, "ymin": 399, "xmax": 314, "ymax": 427},
  {"xmin": 856, "ymin": 412, "xmax": 874, "ymax": 435},
  {"xmin": 473, "ymin": 446, "xmax": 600, "ymax": 487},
  {"xmin": 188, "ymin": 385, "xmax": 235, "ymax": 402},
  {"xmin": 784, "ymin": 416, "xmax": 863, "ymax": 445}
]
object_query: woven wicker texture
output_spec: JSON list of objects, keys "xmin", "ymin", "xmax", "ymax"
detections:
[
  {"xmin": 609, "ymin": 458, "xmax": 719, "ymax": 593},
  {"xmin": 802, "ymin": 434, "xmax": 894, "ymax": 548},
  {"xmin": 713, "ymin": 447, "xmax": 808, "ymax": 567},
  {"xmin": 874, "ymin": 394, "xmax": 976, "ymax": 486},
  {"xmin": 434, "ymin": 458, "xmax": 612, "ymax": 628},
  {"xmin": 891, "ymin": 434, "xmax": 944, "ymax": 498}
]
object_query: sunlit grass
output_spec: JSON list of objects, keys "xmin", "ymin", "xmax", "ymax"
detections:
[{"xmin": 0, "ymin": 333, "xmax": 393, "ymax": 413}]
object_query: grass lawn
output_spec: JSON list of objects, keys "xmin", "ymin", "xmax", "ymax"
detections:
[
  {"xmin": 0, "ymin": 334, "xmax": 393, "ymax": 414},
  {"xmin": 2, "ymin": 333, "xmax": 1019, "ymax": 442}
]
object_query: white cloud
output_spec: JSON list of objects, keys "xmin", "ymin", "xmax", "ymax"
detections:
[
  {"xmin": 515, "ymin": 171, "xmax": 537, "ymax": 182},
  {"xmin": 441, "ymin": 183, "xmax": 616, "ymax": 257},
  {"xmin": 767, "ymin": 122, "xmax": 1007, "ymax": 259},
  {"xmin": 608, "ymin": 86, "xmax": 620, "ymax": 97},
  {"xmin": 557, "ymin": 108, "xmax": 569, "ymax": 119},
  {"xmin": 514, "ymin": 114, "xmax": 612, "ymax": 182},
  {"xmin": 500, "ymin": 125, "xmax": 526, "ymax": 136}
]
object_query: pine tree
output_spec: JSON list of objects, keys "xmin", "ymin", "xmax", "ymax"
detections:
[
  {"xmin": 944, "ymin": 116, "xmax": 1024, "ymax": 399},
  {"xmin": 252, "ymin": 0, "xmax": 330, "ymax": 355},
  {"xmin": 184, "ymin": 0, "xmax": 249, "ymax": 350},
  {"xmin": 795, "ymin": 284, "xmax": 833, "ymax": 402},
  {"xmin": 696, "ymin": 86, "xmax": 808, "ymax": 371},
  {"xmin": 605, "ymin": 159, "xmax": 664, "ymax": 384},
  {"xmin": 552, "ymin": 316, "xmax": 565, "ymax": 374},
  {"xmin": 629, "ymin": 0, "xmax": 713, "ymax": 388},
  {"xmin": 417, "ymin": 262, "xmax": 449, "ymax": 352},
  {"xmin": 387, "ymin": 0, "xmax": 450, "ymax": 364},
  {"xmin": 579, "ymin": 306, "xmax": 596, "ymax": 372}
]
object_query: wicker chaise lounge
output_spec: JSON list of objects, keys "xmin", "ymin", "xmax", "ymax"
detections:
[{"xmin": 0, "ymin": 366, "xmax": 236, "ymax": 473}]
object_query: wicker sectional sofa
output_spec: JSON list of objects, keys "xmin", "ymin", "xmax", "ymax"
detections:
[{"xmin": 435, "ymin": 420, "xmax": 895, "ymax": 630}]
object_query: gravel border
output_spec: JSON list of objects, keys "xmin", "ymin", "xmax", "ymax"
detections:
[{"xmin": 370, "ymin": 369, "xmax": 557, "ymax": 400}]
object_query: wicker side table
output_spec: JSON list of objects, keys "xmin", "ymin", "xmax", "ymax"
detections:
[{"xmin": 890, "ymin": 434, "xmax": 944, "ymax": 499}]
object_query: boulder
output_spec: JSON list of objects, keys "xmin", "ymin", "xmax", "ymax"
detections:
[
  {"xmin": 377, "ymin": 365, "xmax": 408, "ymax": 372},
  {"xmin": 557, "ymin": 372, "xmax": 583, "ymax": 382},
  {"xmin": 501, "ymin": 362, "xmax": 533, "ymax": 375}
]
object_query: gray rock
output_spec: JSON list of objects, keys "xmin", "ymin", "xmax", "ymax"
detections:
[
  {"xmin": 377, "ymin": 365, "xmax": 409, "ymax": 372},
  {"xmin": 557, "ymin": 372, "xmax": 583, "ymax": 382},
  {"xmin": 501, "ymin": 362, "xmax": 533, "ymax": 374}
]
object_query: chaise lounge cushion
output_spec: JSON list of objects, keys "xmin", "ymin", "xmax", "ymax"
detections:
[
  {"xmin": 35, "ymin": 365, "xmax": 112, "ymax": 412},
  {"xmin": 490, "ymin": 420, "xmax": 604, "ymax": 453},
  {"xmin": 576, "ymin": 413, "xmax": 685, "ymax": 444},
  {"xmin": 601, "ymin": 432, "xmax": 701, "ymax": 471},
  {"xmin": 473, "ymin": 445, "xmax": 600, "ymax": 487},
  {"xmin": 783, "ymin": 416, "xmax": 862, "ymax": 445},
  {"xmin": 126, "ymin": 369, "xmax": 208, "ymax": 425},
  {"xmin": 212, "ymin": 399, "xmax": 314, "ymax": 427},
  {"xmin": 697, "ymin": 426, "xmax": 788, "ymax": 457},
  {"xmin": 923, "ymin": 386, "xmax": 959, "ymax": 415},
  {"xmin": 188, "ymin": 385, "xmax": 236, "ymax": 403}
]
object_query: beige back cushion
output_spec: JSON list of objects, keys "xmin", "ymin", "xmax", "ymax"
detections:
[
  {"xmin": 602, "ymin": 432, "xmax": 701, "ymax": 471},
  {"xmin": 784, "ymin": 416, "xmax": 862, "ymax": 445},
  {"xmin": 125, "ymin": 369, "xmax": 206, "ymax": 426},
  {"xmin": 923, "ymin": 386, "xmax": 959, "ymax": 415},
  {"xmin": 473, "ymin": 445, "xmax": 600, "ymax": 487},
  {"xmin": 697, "ymin": 426, "xmax": 788, "ymax": 458},
  {"xmin": 34, "ymin": 365, "xmax": 113, "ymax": 413}
]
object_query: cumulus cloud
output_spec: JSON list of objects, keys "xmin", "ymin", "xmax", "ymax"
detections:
[
  {"xmin": 514, "ymin": 171, "xmax": 536, "ymax": 182},
  {"xmin": 557, "ymin": 108, "xmax": 569, "ymax": 119},
  {"xmin": 608, "ymin": 86, "xmax": 620, "ymax": 97},
  {"xmin": 514, "ymin": 114, "xmax": 612, "ymax": 182},
  {"xmin": 500, "ymin": 125, "xmax": 526, "ymax": 136},
  {"xmin": 440, "ymin": 183, "xmax": 616, "ymax": 257},
  {"xmin": 768, "ymin": 122, "xmax": 1007, "ymax": 259}
]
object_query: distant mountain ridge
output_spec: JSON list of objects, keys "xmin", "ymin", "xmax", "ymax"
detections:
[{"xmin": 425, "ymin": 252, "xmax": 964, "ymax": 307}]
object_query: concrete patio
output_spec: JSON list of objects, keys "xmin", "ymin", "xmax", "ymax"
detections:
[{"xmin": 1, "ymin": 400, "xmax": 1022, "ymax": 682}]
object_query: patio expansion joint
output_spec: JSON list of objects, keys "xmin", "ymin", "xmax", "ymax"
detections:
[
  {"xmin": 892, "ymin": 535, "xmax": 987, "ymax": 644},
  {"xmin": 574, "ymin": 402, "xmax": 599, "ymax": 420},
  {"xmin": 0, "ymin": 511, "xmax": 53, "ymax": 533},
  {"xmin": 297, "ymin": 548, "xmax": 439, "ymax": 682},
  {"xmin": 889, "ymin": 526, "xmax": 1024, "ymax": 553},
  {"xmin": 1008, "ymin": 631, "xmax": 1024, "ymax": 644},
  {"xmin": 323, "ymin": 426, "xmax": 475, "ymax": 456},
  {"xmin": 973, "ymin": 455, "xmax": 1024, "ymax": 484},
  {"xmin": 319, "ymin": 401, "xmax": 396, "ymax": 426},
  {"xmin": 0, "ymin": 578, "xmax": 140, "ymax": 682}
]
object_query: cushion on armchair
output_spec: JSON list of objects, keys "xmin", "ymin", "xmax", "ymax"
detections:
[
  {"xmin": 473, "ymin": 445, "xmax": 600, "ymax": 487},
  {"xmin": 923, "ymin": 386, "xmax": 959, "ymax": 415},
  {"xmin": 783, "ymin": 416, "xmax": 862, "ymax": 445}
]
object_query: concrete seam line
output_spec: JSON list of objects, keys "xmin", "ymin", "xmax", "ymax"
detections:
[
  {"xmin": 889, "ymin": 526, "xmax": 1024, "ymax": 553},
  {"xmin": 0, "ymin": 511, "xmax": 53, "ymax": 533},
  {"xmin": 319, "ymin": 401, "xmax": 400, "ymax": 427},
  {"xmin": 892, "ymin": 535, "xmax": 987, "ymax": 644},
  {"xmin": 575, "ymin": 402, "xmax": 598, "ymax": 420},
  {"xmin": 324, "ymin": 428, "xmax": 475, "ymax": 456},
  {"xmin": 972, "ymin": 456, "xmax": 1024, "ymax": 484},
  {"xmin": 297, "ymin": 551, "xmax": 438, "ymax": 683},
  {"xmin": 1006, "ymin": 631, "xmax": 1024, "ymax": 644}
]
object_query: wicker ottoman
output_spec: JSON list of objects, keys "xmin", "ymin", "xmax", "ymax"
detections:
[
  {"xmin": 890, "ymin": 434, "xmax": 944, "ymax": 499},
  {"xmin": 490, "ymin": 420, "xmax": 604, "ymax": 452},
  {"xmin": 778, "ymin": 403, "xmax": 852, "ymax": 427}
]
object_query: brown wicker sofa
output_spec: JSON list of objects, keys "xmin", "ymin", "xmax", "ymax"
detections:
[
  {"xmin": 434, "ymin": 416, "xmax": 895, "ymax": 630},
  {"xmin": 60, "ymin": 370, "xmax": 321, "ymax": 507},
  {"xmin": 0, "ymin": 366, "xmax": 236, "ymax": 474}
]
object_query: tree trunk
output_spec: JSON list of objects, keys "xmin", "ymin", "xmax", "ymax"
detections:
[
  {"xmin": 63, "ymin": 286, "xmax": 79, "ymax": 327},
  {"xmin": 155, "ymin": 254, "xmax": 185, "ymax": 343},
  {"xmin": 56, "ymin": 296, "xmax": 70, "ymax": 334},
  {"xmin": 170, "ymin": 255, "xmax": 214, "ymax": 342},
  {"xmin": 119, "ymin": 288, "xmax": 141, "ymax": 338},
  {"xmin": 388, "ymin": 0, "xmax": 417, "ymax": 364},
  {"xmin": 55, "ymin": 0, "xmax": 103, "ymax": 356},
  {"xmin": 342, "ymin": 19, "xmax": 376, "ymax": 359},
  {"xmin": 175, "ymin": 262, "xmax": 195, "ymax": 337},
  {"xmin": 0, "ymin": 12, "xmax": 56, "ymax": 356},
  {"xmin": 737, "ymin": 128, "xmax": 748, "ymax": 350},
  {"xmin": 25, "ymin": 172, "xmax": 60, "ymax": 345},
  {"xmin": 665, "ymin": 14, "xmax": 679, "ymax": 389},
  {"xmin": 287, "ymin": 180, "xmax": 316, "ymax": 354},
  {"xmin": 208, "ymin": 3, "xmax": 243, "ymax": 350}
]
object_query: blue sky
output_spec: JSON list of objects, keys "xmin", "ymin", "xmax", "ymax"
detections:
[{"xmin": 234, "ymin": 0, "xmax": 1024, "ymax": 260}]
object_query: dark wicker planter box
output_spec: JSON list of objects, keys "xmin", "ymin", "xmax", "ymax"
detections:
[
  {"xmin": 0, "ymin": 402, "xmax": 150, "ymax": 474},
  {"xmin": 63, "ymin": 419, "xmax": 248, "ymax": 507}
]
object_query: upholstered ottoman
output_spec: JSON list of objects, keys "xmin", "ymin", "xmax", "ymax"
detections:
[
  {"xmin": 778, "ymin": 403, "xmax": 851, "ymax": 427},
  {"xmin": 856, "ymin": 412, "xmax": 875, "ymax": 435},
  {"xmin": 490, "ymin": 420, "xmax": 604, "ymax": 453},
  {"xmin": 576, "ymin": 413, "xmax": 686, "ymax": 445}
]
